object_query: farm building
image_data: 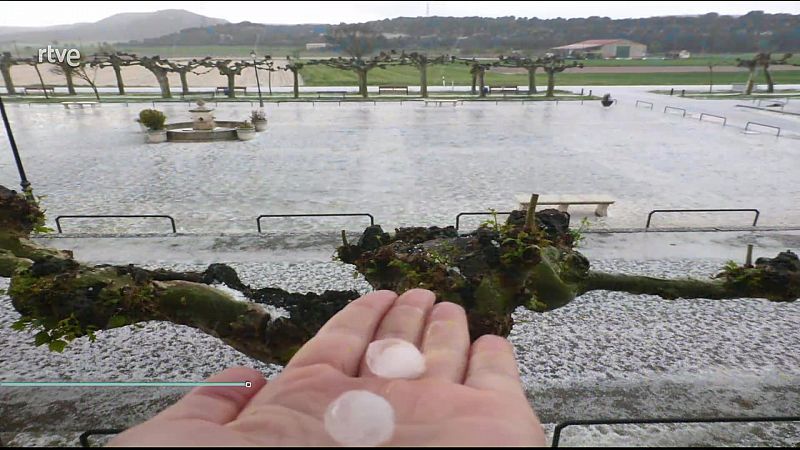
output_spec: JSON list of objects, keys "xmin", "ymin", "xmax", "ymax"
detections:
[{"xmin": 551, "ymin": 39, "xmax": 647, "ymax": 59}]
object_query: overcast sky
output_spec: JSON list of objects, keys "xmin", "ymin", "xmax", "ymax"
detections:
[{"xmin": 1, "ymin": 1, "xmax": 799, "ymax": 27}]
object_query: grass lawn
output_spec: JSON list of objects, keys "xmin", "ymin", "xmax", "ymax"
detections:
[{"xmin": 300, "ymin": 64, "xmax": 800, "ymax": 87}]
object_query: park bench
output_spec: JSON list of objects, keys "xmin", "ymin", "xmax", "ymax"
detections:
[
  {"xmin": 61, "ymin": 101, "xmax": 99, "ymax": 109},
  {"xmin": 22, "ymin": 85, "xmax": 56, "ymax": 95},
  {"xmin": 215, "ymin": 86, "xmax": 247, "ymax": 96},
  {"xmin": 489, "ymin": 86, "xmax": 519, "ymax": 96},
  {"xmin": 423, "ymin": 99, "xmax": 462, "ymax": 107},
  {"xmin": 181, "ymin": 90, "xmax": 216, "ymax": 99},
  {"xmin": 515, "ymin": 194, "xmax": 615, "ymax": 217},
  {"xmin": 378, "ymin": 85, "xmax": 410, "ymax": 95},
  {"xmin": 315, "ymin": 90, "xmax": 348, "ymax": 98}
]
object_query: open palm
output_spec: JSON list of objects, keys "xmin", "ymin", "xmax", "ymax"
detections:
[{"xmin": 110, "ymin": 290, "xmax": 546, "ymax": 447}]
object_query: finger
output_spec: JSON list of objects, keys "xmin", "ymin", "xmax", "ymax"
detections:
[
  {"xmin": 157, "ymin": 367, "xmax": 267, "ymax": 424},
  {"xmin": 359, "ymin": 289, "xmax": 436, "ymax": 377},
  {"xmin": 286, "ymin": 290, "xmax": 397, "ymax": 376},
  {"xmin": 463, "ymin": 335, "xmax": 526, "ymax": 397},
  {"xmin": 421, "ymin": 302, "xmax": 470, "ymax": 383}
]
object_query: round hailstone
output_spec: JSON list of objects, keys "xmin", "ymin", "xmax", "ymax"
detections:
[
  {"xmin": 324, "ymin": 390, "xmax": 395, "ymax": 446},
  {"xmin": 366, "ymin": 338, "xmax": 426, "ymax": 379}
]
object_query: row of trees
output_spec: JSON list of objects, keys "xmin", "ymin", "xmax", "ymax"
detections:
[
  {"xmin": 0, "ymin": 50, "xmax": 792, "ymax": 100},
  {"xmin": 0, "ymin": 50, "xmax": 580, "ymax": 100}
]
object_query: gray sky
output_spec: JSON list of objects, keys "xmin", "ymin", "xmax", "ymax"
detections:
[{"xmin": 1, "ymin": 1, "xmax": 799, "ymax": 27}]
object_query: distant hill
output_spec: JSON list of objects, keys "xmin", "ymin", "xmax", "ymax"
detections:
[
  {"xmin": 131, "ymin": 11, "xmax": 800, "ymax": 54},
  {"xmin": 0, "ymin": 9, "xmax": 228, "ymax": 45}
]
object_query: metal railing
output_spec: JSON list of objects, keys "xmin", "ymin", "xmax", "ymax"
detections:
[
  {"xmin": 699, "ymin": 113, "xmax": 727, "ymax": 126},
  {"xmin": 635, "ymin": 100, "xmax": 653, "ymax": 109},
  {"xmin": 646, "ymin": 209, "xmax": 760, "ymax": 229},
  {"xmin": 551, "ymin": 415, "xmax": 800, "ymax": 447},
  {"xmin": 256, "ymin": 213, "xmax": 375, "ymax": 233},
  {"xmin": 663, "ymin": 106, "xmax": 686, "ymax": 117},
  {"xmin": 745, "ymin": 121, "xmax": 781, "ymax": 137},
  {"xmin": 54, "ymin": 215, "xmax": 177, "ymax": 234}
]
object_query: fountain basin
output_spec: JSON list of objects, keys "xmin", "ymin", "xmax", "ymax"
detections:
[{"xmin": 165, "ymin": 121, "xmax": 244, "ymax": 142}]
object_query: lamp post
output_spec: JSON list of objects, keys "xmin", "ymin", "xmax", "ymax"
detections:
[
  {"xmin": 250, "ymin": 50, "xmax": 264, "ymax": 108},
  {"xmin": 0, "ymin": 96, "xmax": 33, "ymax": 199}
]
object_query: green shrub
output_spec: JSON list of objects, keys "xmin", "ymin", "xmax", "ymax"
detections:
[{"xmin": 139, "ymin": 109, "xmax": 166, "ymax": 131}]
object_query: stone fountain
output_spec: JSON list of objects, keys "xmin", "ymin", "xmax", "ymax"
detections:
[{"xmin": 165, "ymin": 100, "xmax": 247, "ymax": 142}]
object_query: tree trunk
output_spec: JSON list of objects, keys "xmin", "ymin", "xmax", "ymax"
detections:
[
  {"xmin": 64, "ymin": 69, "xmax": 76, "ymax": 95},
  {"xmin": 527, "ymin": 67, "xmax": 537, "ymax": 94},
  {"xmin": 478, "ymin": 69, "xmax": 486, "ymax": 98},
  {"xmin": 764, "ymin": 66, "xmax": 774, "ymax": 93},
  {"xmin": 745, "ymin": 66, "xmax": 756, "ymax": 95},
  {"xmin": 357, "ymin": 69, "xmax": 368, "ymax": 98},
  {"xmin": 88, "ymin": 82, "xmax": 100, "ymax": 101},
  {"xmin": 292, "ymin": 69, "xmax": 299, "ymax": 98},
  {"xmin": 546, "ymin": 70, "xmax": 555, "ymax": 97},
  {"xmin": 113, "ymin": 65, "xmax": 125, "ymax": 95},
  {"xmin": 33, "ymin": 64, "xmax": 48, "ymax": 99},
  {"xmin": 471, "ymin": 72, "xmax": 477, "ymax": 95},
  {"xmin": 419, "ymin": 63, "xmax": 428, "ymax": 98},
  {"xmin": 176, "ymin": 71, "xmax": 188, "ymax": 96},
  {"xmin": 0, "ymin": 64, "xmax": 15, "ymax": 95},
  {"xmin": 227, "ymin": 73, "xmax": 236, "ymax": 98}
]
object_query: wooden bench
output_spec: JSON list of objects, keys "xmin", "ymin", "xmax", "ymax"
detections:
[
  {"xmin": 489, "ymin": 86, "xmax": 519, "ymax": 96},
  {"xmin": 315, "ymin": 90, "xmax": 348, "ymax": 98},
  {"xmin": 378, "ymin": 85, "xmax": 409, "ymax": 95},
  {"xmin": 423, "ymin": 99, "xmax": 462, "ymax": 107},
  {"xmin": 62, "ymin": 102, "xmax": 99, "ymax": 109},
  {"xmin": 215, "ymin": 86, "xmax": 247, "ymax": 96},
  {"xmin": 515, "ymin": 194, "xmax": 615, "ymax": 217},
  {"xmin": 22, "ymin": 86, "xmax": 56, "ymax": 95}
]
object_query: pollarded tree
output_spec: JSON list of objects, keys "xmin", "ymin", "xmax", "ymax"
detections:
[
  {"xmin": 89, "ymin": 52, "xmax": 139, "ymax": 95},
  {"xmin": 540, "ymin": 55, "xmax": 583, "ymax": 97},
  {"xmin": 195, "ymin": 57, "xmax": 256, "ymax": 99},
  {"xmin": 0, "ymin": 52, "xmax": 21, "ymax": 95},
  {"xmin": 496, "ymin": 55, "xmax": 543, "ymax": 94},
  {"xmin": 3, "ymin": 187, "xmax": 797, "ymax": 364},
  {"xmin": 139, "ymin": 56, "xmax": 174, "ymax": 98},
  {"xmin": 736, "ymin": 53, "xmax": 793, "ymax": 94},
  {"xmin": 166, "ymin": 58, "xmax": 208, "ymax": 97},
  {"xmin": 454, "ymin": 57, "xmax": 493, "ymax": 97},
  {"xmin": 308, "ymin": 52, "xmax": 397, "ymax": 98},
  {"xmin": 282, "ymin": 56, "xmax": 305, "ymax": 98},
  {"xmin": 49, "ymin": 58, "xmax": 78, "ymax": 95},
  {"xmin": 395, "ymin": 51, "xmax": 450, "ymax": 98},
  {"xmin": 52, "ymin": 57, "xmax": 101, "ymax": 101}
]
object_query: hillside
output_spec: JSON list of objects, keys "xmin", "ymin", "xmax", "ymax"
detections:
[
  {"xmin": 0, "ymin": 9, "xmax": 228, "ymax": 44},
  {"xmin": 131, "ymin": 11, "xmax": 800, "ymax": 54}
]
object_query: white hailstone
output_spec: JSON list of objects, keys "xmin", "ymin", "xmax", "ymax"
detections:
[
  {"xmin": 324, "ymin": 390, "xmax": 395, "ymax": 446},
  {"xmin": 366, "ymin": 338, "xmax": 426, "ymax": 379}
]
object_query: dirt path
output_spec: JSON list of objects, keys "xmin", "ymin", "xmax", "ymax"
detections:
[{"xmin": 494, "ymin": 64, "xmax": 798, "ymax": 74}]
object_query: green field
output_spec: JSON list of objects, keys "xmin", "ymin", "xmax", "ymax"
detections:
[{"xmin": 300, "ymin": 64, "xmax": 800, "ymax": 87}]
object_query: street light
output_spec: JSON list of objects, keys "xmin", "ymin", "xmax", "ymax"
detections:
[
  {"xmin": 0, "ymin": 96, "xmax": 33, "ymax": 200},
  {"xmin": 250, "ymin": 50, "xmax": 264, "ymax": 108}
]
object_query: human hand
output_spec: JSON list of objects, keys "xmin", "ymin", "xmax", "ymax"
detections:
[{"xmin": 109, "ymin": 289, "xmax": 546, "ymax": 446}]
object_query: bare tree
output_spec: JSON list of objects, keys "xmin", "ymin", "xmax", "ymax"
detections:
[
  {"xmin": 52, "ymin": 57, "xmax": 101, "ymax": 101},
  {"xmin": 395, "ymin": 51, "xmax": 450, "ymax": 98},
  {"xmin": 736, "ymin": 53, "xmax": 793, "ymax": 94},
  {"xmin": 454, "ymin": 57, "xmax": 493, "ymax": 97},
  {"xmin": 282, "ymin": 56, "xmax": 305, "ymax": 98},
  {"xmin": 496, "ymin": 55, "xmax": 543, "ymax": 94},
  {"xmin": 49, "ymin": 59, "xmax": 78, "ymax": 95},
  {"xmin": 308, "ymin": 52, "xmax": 397, "ymax": 98},
  {"xmin": 0, "ymin": 52, "xmax": 20, "ymax": 95},
  {"xmin": 90, "ymin": 52, "xmax": 139, "ymax": 95},
  {"xmin": 195, "ymin": 57, "xmax": 254, "ymax": 98},
  {"xmin": 138, "ymin": 56, "xmax": 174, "ymax": 98},
  {"xmin": 540, "ymin": 55, "xmax": 583, "ymax": 97}
]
